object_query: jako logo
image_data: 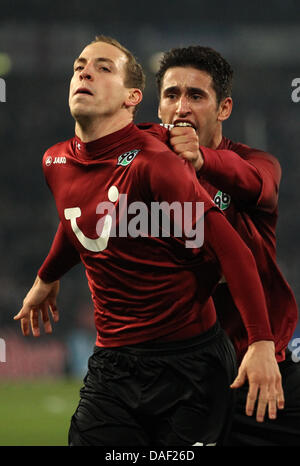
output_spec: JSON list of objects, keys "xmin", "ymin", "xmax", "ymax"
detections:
[
  {"xmin": 53, "ymin": 156, "xmax": 66, "ymax": 164},
  {"xmin": 45, "ymin": 156, "xmax": 66, "ymax": 166}
]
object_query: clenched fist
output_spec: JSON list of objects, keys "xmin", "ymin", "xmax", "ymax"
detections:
[{"xmin": 170, "ymin": 125, "xmax": 204, "ymax": 172}]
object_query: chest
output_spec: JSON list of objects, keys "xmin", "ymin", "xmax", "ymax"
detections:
[{"xmin": 45, "ymin": 155, "xmax": 148, "ymax": 253}]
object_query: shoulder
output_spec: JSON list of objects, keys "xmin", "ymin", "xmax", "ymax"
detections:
[
  {"xmin": 137, "ymin": 122, "xmax": 170, "ymax": 145},
  {"xmin": 223, "ymin": 137, "xmax": 281, "ymax": 181},
  {"xmin": 225, "ymin": 136, "xmax": 280, "ymax": 166},
  {"xmin": 126, "ymin": 126, "xmax": 199, "ymax": 191},
  {"xmin": 130, "ymin": 123, "xmax": 177, "ymax": 167},
  {"xmin": 43, "ymin": 138, "xmax": 73, "ymax": 161},
  {"xmin": 135, "ymin": 122, "xmax": 170, "ymax": 149}
]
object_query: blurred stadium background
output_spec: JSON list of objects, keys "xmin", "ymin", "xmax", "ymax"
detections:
[{"xmin": 0, "ymin": 0, "xmax": 299, "ymax": 446}]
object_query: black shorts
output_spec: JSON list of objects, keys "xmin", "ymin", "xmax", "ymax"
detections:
[{"xmin": 68, "ymin": 321, "xmax": 237, "ymax": 446}]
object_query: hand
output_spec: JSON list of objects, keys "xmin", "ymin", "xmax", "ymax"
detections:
[
  {"xmin": 169, "ymin": 126, "xmax": 204, "ymax": 171},
  {"xmin": 230, "ymin": 340, "xmax": 284, "ymax": 422},
  {"xmin": 14, "ymin": 275, "xmax": 60, "ymax": 337}
]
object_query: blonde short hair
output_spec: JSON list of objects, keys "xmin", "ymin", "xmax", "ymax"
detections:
[{"xmin": 92, "ymin": 35, "xmax": 146, "ymax": 92}]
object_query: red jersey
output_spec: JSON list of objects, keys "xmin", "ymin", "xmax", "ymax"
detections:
[
  {"xmin": 137, "ymin": 124, "xmax": 298, "ymax": 361},
  {"xmin": 198, "ymin": 137, "xmax": 298, "ymax": 362},
  {"xmin": 39, "ymin": 123, "xmax": 274, "ymax": 347}
]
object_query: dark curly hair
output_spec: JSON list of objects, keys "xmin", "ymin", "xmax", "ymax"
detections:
[{"xmin": 156, "ymin": 46, "xmax": 233, "ymax": 105}]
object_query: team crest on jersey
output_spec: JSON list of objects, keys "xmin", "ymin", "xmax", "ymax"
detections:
[
  {"xmin": 214, "ymin": 190, "xmax": 231, "ymax": 210},
  {"xmin": 117, "ymin": 150, "xmax": 140, "ymax": 167}
]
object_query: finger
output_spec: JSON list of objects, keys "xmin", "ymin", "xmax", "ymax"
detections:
[
  {"xmin": 255, "ymin": 385, "xmax": 269, "ymax": 422},
  {"xmin": 14, "ymin": 305, "xmax": 30, "ymax": 321},
  {"xmin": 15, "ymin": 304, "xmax": 32, "ymax": 336},
  {"xmin": 179, "ymin": 151, "xmax": 199, "ymax": 162},
  {"xmin": 276, "ymin": 378, "xmax": 285, "ymax": 410},
  {"xmin": 170, "ymin": 140, "xmax": 198, "ymax": 154},
  {"xmin": 40, "ymin": 306, "xmax": 52, "ymax": 334},
  {"xmin": 267, "ymin": 389, "xmax": 278, "ymax": 420},
  {"xmin": 49, "ymin": 302, "xmax": 59, "ymax": 323},
  {"xmin": 169, "ymin": 141, "xmax": 186, "ymax": 155},
  {"xmin": 171, "ymin": 126, "xmax": 195, "ymax": 136},
  {"xmin": 170, "ymin": 136, "xmax": 198, "ymax": 147},
  {"xmin": 21, "ymin": 316, "xmax": 30, "ymax": 337},
  {"xmin": 30, "ymin": 309, "xmax": 40, "ymax": 337},
  {"xmin": 230, "ymin": 370, "xmax": 246, "ymax": 389},
  {"xmin": 245, "ymin": 382, "xmax": 259, "ymax": 417}
]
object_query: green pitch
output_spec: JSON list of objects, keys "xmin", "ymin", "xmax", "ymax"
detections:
[{"xmin": 0, "ymin": 378, "xmax": 82, "ymax": 446}]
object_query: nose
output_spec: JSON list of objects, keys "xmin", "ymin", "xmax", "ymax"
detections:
[
  {"xmin": 176, "ymin": 96, "xmax": 191, "ymax": 116},
  {"xmin": 79, "ymin": 62, "xmax": 93, "ymax": 81}
]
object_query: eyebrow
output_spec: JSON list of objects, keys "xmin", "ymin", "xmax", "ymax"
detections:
[
  {"xmin": 162, "ymin": 85, "xmax": 208, "ymax": 97},
  {"xmin": 73, "ymin": 56, "xmax": 116, "ymax": 67}
]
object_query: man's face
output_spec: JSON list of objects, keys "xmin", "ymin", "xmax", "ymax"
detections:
[
  {"xmin": 158, "ymin": 66, "xmax": 222, "ymax": 147},
  {"xmin": 69, "ymin": 41, "xmax": 130, "ymax": 121}
]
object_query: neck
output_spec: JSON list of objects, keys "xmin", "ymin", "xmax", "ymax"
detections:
[
  {"xmin": 75, "ymin": 112, "xmax": 133, "ymax": 142},
  {"xmin": 207, "ymin": 124, "xmax": 223, "ymax": 149}
]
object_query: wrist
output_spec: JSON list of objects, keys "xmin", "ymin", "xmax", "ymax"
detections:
[
  {"xmin": 249, "ymin": 340, "xmax": 275, "ymax": 352},
  {"xmin": 194, "ymin": 149, "xmax": 204, "ymax": 172},
  {"xmin": 36, "ymin": 274, "xmax": 58, "ymax": 286}
]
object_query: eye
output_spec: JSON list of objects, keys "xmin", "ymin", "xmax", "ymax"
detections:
[
  {"xmin": 99, "ymin": 66, "xmax": 111, "ymax": 72},
  {"xmin": 191, "ymin": 94, "xmax": 202, "ymax": 101},
  {"xmin": 166, "ymin": 94, "xmax": 177, "ymax": 100},
  {"xmin": 74, "ymin": 65, "xmax": 84, "ymax": 72}
]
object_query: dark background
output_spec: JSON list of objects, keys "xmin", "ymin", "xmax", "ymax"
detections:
[{"xmin": 0, "ymin": 0, "xmax": 299, "ymax": 376}]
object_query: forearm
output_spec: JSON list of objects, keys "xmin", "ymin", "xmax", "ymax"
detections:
[
  {"xmin": 200, "ymin": 148, "xmax": 263, "ymax": 203},
  {"xmin": 199, "ymin": 148, "xmax": 280, "ymax": 211},
  {"xmin": 38, "ymin": 222, "xmax": 81, "ymax": 282},
  {"xmin": 204, "ymin": 209, "xmax": 273, "ymax": 344}
]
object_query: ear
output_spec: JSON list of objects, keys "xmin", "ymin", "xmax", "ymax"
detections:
[
  {"xmin": 158, "ymin": 102, "xmax": 161, "ymax": 120},
  {"xmin": 125, "ymin": 88, "xmax": 143, "ymax": 109},
  {"xmin": 217, "ymin": 97, "xmax": 233, "ymax": 122}
]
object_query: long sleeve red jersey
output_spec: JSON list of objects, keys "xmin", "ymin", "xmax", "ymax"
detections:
[
  {"xmin": 197, "ymin": 137, "xmax": 298, "ymax": 362},
  {"xmin": 38, "ymin": 123, "xmax": 274, "ymax": 347},
  {"xmin": 138, "ymin": 124, "xmax": 298, "ymax": 361}
]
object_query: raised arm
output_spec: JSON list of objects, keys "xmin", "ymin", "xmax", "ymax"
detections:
[
  {"xmin": 169, "ymin": 126, "xmax": 281, "ymax": 212},
  {"xmin": 199, "ymin": 146, "xmax": 281, "ymax": 212}
]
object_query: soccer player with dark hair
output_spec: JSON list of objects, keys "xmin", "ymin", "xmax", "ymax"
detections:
[
  {"xmin": 15, "ymin": 36, "xmax": 283, "ymax": 446},
  {"xmin": 155, "ymin": 45, "xmax": 300, "ymax": 446}
]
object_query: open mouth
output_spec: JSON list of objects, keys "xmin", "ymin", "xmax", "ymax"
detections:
[
  {"xmin": 75, "ymin": 88, "xmax": 93, "ymax": 96},
  {"xmin": 174, "ymin": 121, "xmax": 195, "ymax": 129}
]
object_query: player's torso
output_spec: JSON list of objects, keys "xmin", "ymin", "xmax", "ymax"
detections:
[{"xmin": 43, "ymin": 128, "xmax": 219, "ymax": 345}]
